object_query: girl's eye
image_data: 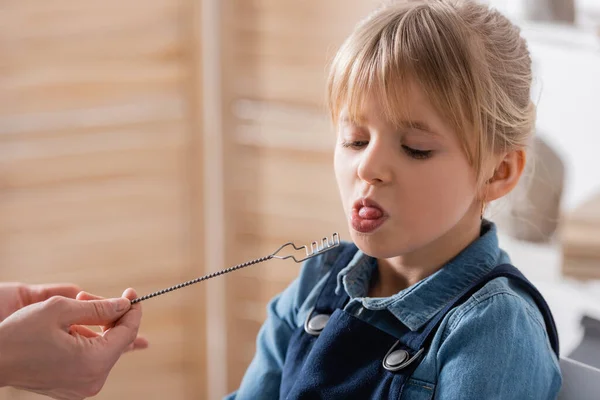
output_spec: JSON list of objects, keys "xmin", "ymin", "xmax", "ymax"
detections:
[
  {"xmin": 341, "ymin": 140, "xmax": 368, "ymax": 149},
  {"xmin": 402, "ymin": 145, "xmax": 433, "ymax": 160}
]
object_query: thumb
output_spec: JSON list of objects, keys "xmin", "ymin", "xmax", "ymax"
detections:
[{"xmin": 56, "ymin": 297, "xmax": 131, "ymax": 327}]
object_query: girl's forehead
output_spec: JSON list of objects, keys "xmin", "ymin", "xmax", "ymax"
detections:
[
  {"xmin": 338, "ymin": 88, "xmax": 450, "ymax": 137},
  {"xmin": 340, "ymin": 81, "xmax": 437, "ymax": 116}
]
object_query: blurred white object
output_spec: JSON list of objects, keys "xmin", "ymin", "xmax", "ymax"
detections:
[
  {"xmin": 487, "ymin": 0, "xmax": 600, "ymax": 30},
  {"xmin": 491, "ymin": 135, "xmax": 564, "ymax": 243},
  {"xmin": 481, "ymin": 3, "xmax": 600, "ymax": 213},
  {"xmin": 521, "ymin": 22, "xmax": 600, "ymax": 213}
]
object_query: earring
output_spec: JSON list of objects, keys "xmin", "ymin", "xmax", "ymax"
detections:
[{"xmin": 481, "ymin": 176, "xmax": 493, "ymax": 221}]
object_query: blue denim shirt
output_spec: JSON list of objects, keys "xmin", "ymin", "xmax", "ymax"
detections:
[{"xmin": 226, "ymin": 222, "xmax": 562, "ymax": 399}]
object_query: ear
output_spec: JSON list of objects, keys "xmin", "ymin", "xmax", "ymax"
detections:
[{"xmin": 482, "ymin": 149, "xmax": 526, "ymax": 202}]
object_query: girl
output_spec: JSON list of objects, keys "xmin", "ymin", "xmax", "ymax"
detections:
[{"xmin": 227, "ymin": 0, "xmax": 561, "ymax": 398}]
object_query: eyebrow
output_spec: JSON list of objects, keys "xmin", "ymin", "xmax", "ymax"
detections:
[
  {"xmin": 339, "ymin": 115, "xmax": 443, "ymax": 138},
  {"xmin": 339, "ymin": 115, "xmax": 364, "ymax": 125},
  {"xmin": 397, "ymin": 120, "xmax": 441, "ymax": 137}
]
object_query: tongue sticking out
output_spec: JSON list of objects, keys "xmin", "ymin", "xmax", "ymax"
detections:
[{"xmin": 358, "ymin": 206, "xmax": 383, "ymax": 219}]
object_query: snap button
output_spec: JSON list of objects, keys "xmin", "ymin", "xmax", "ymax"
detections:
[
  {"xmin": 307, "ymin": 314, "xmax": 330, "ymax": 333},
  {"xmin": 383, "ymin": 349, "xmax": 409, "ymax": 369},
  {"xmin": 304, "ymin": 307, "xmax": 331, "ymax": 336},
  {"xmin": 382, "ymin": 342, "xmax": 425, "ymax": 372}
]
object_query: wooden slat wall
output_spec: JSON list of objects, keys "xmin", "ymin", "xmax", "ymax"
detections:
[
  {"xmin": 223, "ymin": 0, "xmax": 380, "ymax": 391},
  {"xmin": 0, "ymin": 1, "xmax": 207, "ymax": 399}
]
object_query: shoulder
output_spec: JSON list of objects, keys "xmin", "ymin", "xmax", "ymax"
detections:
[
  {"xmin": 447, "ymin": 276, "xmax": 547, "ymax": 334},
  {"xmin": 442, "ymin": 274, "xmax": 558, "ymax": 364},
  {"xmin": 433, "ymin": 275, "xmax": 562, "ymax": 398}
]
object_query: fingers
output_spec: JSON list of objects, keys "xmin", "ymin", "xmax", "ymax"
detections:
[
  {"xmin": 124, "ymin": 290, "xmax": 147, "ymax": 351},
  {"xmin": 72, "ymin": 290, "xmax": 149, "ymax": 352},
  {"xmin": 30, "ymin": 283, "xmax": 82, "ymax": 303},
  {"xmin": 77, "ymin": 289, "xmax": 137, "ymax": 303},
  {"xmin": 54, "ymin": 297, "xmax": 131, "ymax": 327},
  {"xmin": 70, "ymin": 325, "xmax": 101, "ymax": 338},
  {"xmin": 125, "ymin": 336, "xmax": 150, "ymax": 353},
  {"xmin": 103, "ymin": 288, "xmax": 142, "ymax": 351},
  {"xmin": 69, "ymin": 325, "xmax": 149, "ymax": 352},
  {"xmin": 70, "ymin": 320, "xmax": 149, "ymax": 352},
  {"xmin": 16, "ymin": 283, "xmax": 82, "ymax": 308},
  {"xmin": 121, "ymin": 288, "xmax": 138, "ymax": 302},
  {"xmin": 76, "ymin": 291, "xmax": 103, "ymax": 301},
  {"xmin": 74, "ymin": 288, "xmax": 147, "ymax": 353},
  {"xmin": 76, "ymin": 291, "xmax": 112, "ymax": 332},
  {"xmin": 133, "ymin": 336, "xmax": 149, "ymax": 349}
]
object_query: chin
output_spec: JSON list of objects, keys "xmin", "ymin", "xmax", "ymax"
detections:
[{"xmin": 348, "ymin": 227, "xmax": 408, "ymax": 259}]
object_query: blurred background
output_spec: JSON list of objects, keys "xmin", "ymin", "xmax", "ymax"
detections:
[{"xmin": 0, "ymin": 0, "xmax": 599, "ymax": 399}]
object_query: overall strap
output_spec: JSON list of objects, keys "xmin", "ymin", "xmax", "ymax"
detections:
[
  {"xmin": 312, "ymin": 242, "xmax": 359, "ymax": 314},
  {"xmin": 400, "ymin": 263, "xmax": 560, "ymax": 357}
]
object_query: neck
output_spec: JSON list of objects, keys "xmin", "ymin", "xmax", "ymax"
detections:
[{"xmin": 368, "ymin": 215, "xmax": 482, "ymax": 298}]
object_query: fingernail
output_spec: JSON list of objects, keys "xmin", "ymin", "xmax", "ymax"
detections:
[
  {"xmin": 122, "ymin": 288, "xmax": 136, "ymax": 298},
  {"xmin": 111, "ymin": 298, "xmax": 130, "ymax": 313}
]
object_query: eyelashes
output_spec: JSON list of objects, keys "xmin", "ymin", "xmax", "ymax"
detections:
[
  {"xmin": 401, "ymin": 146, "xmax": 433, "ymax": 160},
  {"xmin": 341, "ymin": 141, "xmax": 368, "ymax": 150},
  {"xmin": 340, "ymin": 141, "xmax": 433, "ymax": 160}
]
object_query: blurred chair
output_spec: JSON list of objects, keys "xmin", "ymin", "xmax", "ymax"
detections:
[
  {"xmin": 558, "ymin": 315, "xmax": 600, "ymax": 399},
  {"xmin": 558, "ymin": 357, "xmax": 600, "ymax": 400},
  {"xmin": 567, "ymin": 315, "xmax": 600, "ymax": 370}
]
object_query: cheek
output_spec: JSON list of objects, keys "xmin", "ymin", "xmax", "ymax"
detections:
[
  {"xmin": 333, "ymin": 150, "xmax": 355, "ymax": 205},
  {"xmin": 406, "ymin": 157, "xmax": 476, "ymax": 210},
  {"xmin": 334, "ymin": 149, "xmax": 351, "ymax": 181}
]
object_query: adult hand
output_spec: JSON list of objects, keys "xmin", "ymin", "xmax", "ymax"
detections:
[
  {"xmin": 0, "ymin": 288, "xmax": 146, "ymax": 400},
  {"xmin": 0, "ymin": 282, "xmax": 148, "ymax": 352},
  {"xmin": 75, "ymin": 289, "xmax": 149, "ymax": 353},
  {"xmin": 0, "ymin": 282, "xmax": 81, "ymax": 321}
]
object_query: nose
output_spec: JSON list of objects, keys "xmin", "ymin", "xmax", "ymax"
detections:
[{"xmin": 357, "ymin": 140, "xmax": 393, "ymax": 185}]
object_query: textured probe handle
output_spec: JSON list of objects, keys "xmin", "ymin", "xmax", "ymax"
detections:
[{"xmin": 130, "ymin": 255, "xmax": 273, "ymax": 304}]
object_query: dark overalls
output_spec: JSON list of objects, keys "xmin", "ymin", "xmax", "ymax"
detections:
[{"xmin": 279, "ymin": 243, "xmax": 560, "ymax": 399}]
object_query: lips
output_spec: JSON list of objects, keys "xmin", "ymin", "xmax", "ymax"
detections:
[{"xmin": 351, "ymin": 198, "xmax": 388, "ymax": 233}]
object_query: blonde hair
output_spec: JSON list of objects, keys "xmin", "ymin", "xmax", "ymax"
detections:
[{"xmin": 327, "ymin": 0, "xmax": 535, "ymax": 186}]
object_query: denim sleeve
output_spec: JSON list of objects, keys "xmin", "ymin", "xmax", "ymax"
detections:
[
  {"xmin": 435, "ymin": 292, "xmax": 562, "ymax": 400},
  {"xmin": 224, "ymin": 254, "xmax": 332, "ymax": 400}
]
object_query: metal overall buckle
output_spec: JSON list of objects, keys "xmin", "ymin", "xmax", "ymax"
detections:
[
  {"xmin": 382, "ymin": 340, "xmax": 425, "ymax": 372},
  {"xmin": 304, "ymin": 307, "xmax": 331, "ymax": 336}
]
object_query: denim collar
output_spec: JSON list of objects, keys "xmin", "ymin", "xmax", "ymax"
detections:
[{"xmin": 335, "ymin": 220, "xmax": 507, "ymax": 331}]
